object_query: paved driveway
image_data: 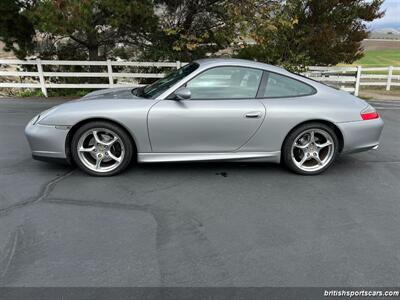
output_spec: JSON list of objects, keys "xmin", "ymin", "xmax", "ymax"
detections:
[{"xmin": 0, "ymin": 98, "xmax": 399, "ymax": 287}]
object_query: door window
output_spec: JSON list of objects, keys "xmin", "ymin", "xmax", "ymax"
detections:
[
  {"xmin": 186, "ymin": 66, "xmax": 262, "ymax": 100},
  {"xmin": 263, "ymin": 72, "xmax": 315, "ymax": 98}
]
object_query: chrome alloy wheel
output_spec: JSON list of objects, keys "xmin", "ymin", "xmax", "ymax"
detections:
[
  {"xmin": 291, "ymin": 129, "xmax": 335, "ymax": 172},
  {"xmin": 76, "ymin": 128, "xmax": 125, "ymax": 173}
]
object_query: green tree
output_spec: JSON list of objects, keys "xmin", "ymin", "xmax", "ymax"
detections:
[
  {"xmin": 0, "ymin": 0, "xmax": 385, "ymax": 67},
  {"xmin": 29, "ymin": 0, "xmax": 158, "ymax": 61},
  {"xmin": 0, "ymin": 0, "xmax": 36, "ymax": 59},
  {"xmin": 236, "ymin": 0, "xmax": 384, "ymax": 67},
  {"xmin": 142, "ymin": 0, "xmax": 252, "ymax": 61}
]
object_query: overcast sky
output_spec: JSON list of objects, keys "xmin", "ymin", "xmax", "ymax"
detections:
[{"xmin": 370, "ymin": 0, "xmax": 400, "ymax": 29}]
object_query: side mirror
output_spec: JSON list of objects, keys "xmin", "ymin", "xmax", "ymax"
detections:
[{"xmin": 175, "ymin": 87, "xmax": 191, "ymax": 100}]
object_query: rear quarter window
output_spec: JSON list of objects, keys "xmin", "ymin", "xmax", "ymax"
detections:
[{"xmin": 263, "ymin": 72, "xmax": 316, "ymax": 98}]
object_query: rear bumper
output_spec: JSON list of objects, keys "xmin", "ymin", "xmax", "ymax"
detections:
[
  {"xmin": 337, "ymin": 117, "xmax": 384, "ymax": 154},
  {"xmin": 25, "ymin": 122, "xmax": 70, "ymax": 160}
]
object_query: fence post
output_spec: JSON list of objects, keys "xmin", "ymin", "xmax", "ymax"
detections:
[
  {"xmin": 107, "ymin": 60, "xmax": 114, "ymax": 88},
  {"xmin": 354, "ymin": 65, "xmax": 362, "ymax": 97},
  {"xmin": 386, "ymin": 66, "xmax": 393, "ymax": 91},
  {"xmin": 36, "ymin": 59, "xmax": 47, "ymax": 97},
  {"xmin": 176, "ymin": 61, "xmax": 181, "ymax": 69}
]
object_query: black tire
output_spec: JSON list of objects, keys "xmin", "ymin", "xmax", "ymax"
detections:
[
  {"xmin": 71, "ymin": 121, "xmax": 134, "ymax": 176},
  {"xmin": 282, "ymin": 122, "xmax": 339, "ymax": 175}
]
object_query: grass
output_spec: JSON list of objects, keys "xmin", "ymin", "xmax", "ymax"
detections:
[
  {"xmin": 355, "ymin": 49, "xmax": 400, "ymax": 67},
  {"xmin": 339, "ymin": 49, "xmax": 400, "ymax": 68},
  {"xmin": 18, "ymin": 89, "xmax": 45, "ymax": 97},
  {"xmin": 338, "ymin": 49, "xmax": 400, "ymax": 75}
]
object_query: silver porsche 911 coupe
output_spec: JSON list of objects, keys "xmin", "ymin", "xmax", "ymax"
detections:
[{"xmin": 25, "ymin": 58, "xmax": 384, "ymax": 176}]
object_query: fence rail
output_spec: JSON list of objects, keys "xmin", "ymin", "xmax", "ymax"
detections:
[
  {"xmin": 304, "ymin": 65, "xmax": 400, "ymax": 96},
  {"xmin": 0, "ymin": 59, "xmax": 399, "ymax": 97},
  {"xmin": 0, "ymin": 59, "xmax": 183, "ymax": 97}
]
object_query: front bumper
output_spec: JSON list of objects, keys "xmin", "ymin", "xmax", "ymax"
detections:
[
  {"xmin": 337, "ymin": 117, "xmax": 384, "ymax": 154},
  {"xmin": 25, "ymin": 121, "xmax": 70, "ymax": 160}
]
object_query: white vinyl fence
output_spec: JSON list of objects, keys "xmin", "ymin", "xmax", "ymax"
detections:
[
  {"xmin": 0, "ymin": 59, "xmax": 399, "ymax": 97},
  {"xmin": 0, "ymin": 59, "xmax": 184, "ymax": 97},
  {"xmin": 303, "ymin": 66, "xmax": 400, "ymax": 96}
]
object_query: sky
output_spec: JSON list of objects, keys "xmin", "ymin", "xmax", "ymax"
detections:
[{"xmin": 370, "ymin": 0, "xmax": 400, "ymax": 29}]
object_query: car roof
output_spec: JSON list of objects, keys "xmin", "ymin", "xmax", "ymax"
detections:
[
  {"xmin": 192, "ymin": 58, "xmax": 333, "ymax": 92},
  {"xmin": 193, "ymin": 58, "xmax": 288, "ymax": 74}
]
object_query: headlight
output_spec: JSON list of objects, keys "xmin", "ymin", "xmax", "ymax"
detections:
[
  {"xmin": 30, "ymin": 114, "xmax": 41, "ymax": 125},
  {"xmin": 31, "ymin": 107, "xmax": 59, "ymax": 125}
]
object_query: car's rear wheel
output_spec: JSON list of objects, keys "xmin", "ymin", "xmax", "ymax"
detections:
[
  {"xmin": 282, "ymin": 123, "xmax": 338, "ymax": 175},
  {"xmin": 71, "ymin": 121, "xmax": 133, "ymax": 176}
]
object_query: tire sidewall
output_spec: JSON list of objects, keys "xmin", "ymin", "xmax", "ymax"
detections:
[
  {"xmin": 71, "ymin": 121, "xmax": 133, "ymax": 176},
  {"xmin": 282, "ymin": 123, "xmax": 339, "ymax": 175}
]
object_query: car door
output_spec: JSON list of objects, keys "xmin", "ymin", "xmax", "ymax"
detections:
[{"xmin": 148, "ymin": 66, "xmax": 266, "ymax": 153}]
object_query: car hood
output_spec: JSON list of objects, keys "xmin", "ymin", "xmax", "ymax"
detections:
[
  {"xmin": 80, "ymin": 87, "xmax": 141, "ymax": 100},
  {"xmin": 36, "ymin": 86, "xmax": 150, "ymax": 125}
]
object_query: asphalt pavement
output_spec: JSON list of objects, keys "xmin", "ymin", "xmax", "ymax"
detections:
[{"xmin": 0, "ymin": 97, "xmax": 399, "ymax": 287}]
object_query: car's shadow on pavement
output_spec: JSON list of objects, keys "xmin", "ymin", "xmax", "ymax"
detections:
[
  {"xmin": 127, "ymin": 161, "xmax": 285, "ymax": 175},
  {"xmin": 29, "ymin": 155, "xmax": 378, "ymax": 180}
]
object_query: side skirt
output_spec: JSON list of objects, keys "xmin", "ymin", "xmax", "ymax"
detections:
[{"xmin": 137, "ymin": 151, "xmax": 281, "ymax": 163}]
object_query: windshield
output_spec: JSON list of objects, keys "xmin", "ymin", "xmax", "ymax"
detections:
[{"xmin": 142, "ymin": 62, "xmax": 199, "ymax": 98}]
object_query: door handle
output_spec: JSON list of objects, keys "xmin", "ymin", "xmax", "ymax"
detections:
[{"xmin": 245, "ymin": 112, "xmax": 262, "ymax": 118}]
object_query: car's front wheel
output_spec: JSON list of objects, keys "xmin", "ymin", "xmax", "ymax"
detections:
[
  {"xmin": 71, "ymin": 121, "xmax": 133, "ymax": 176},
  {"xmin": 282, "ymin": 123, "xmax": 339, "ymax": 175}
]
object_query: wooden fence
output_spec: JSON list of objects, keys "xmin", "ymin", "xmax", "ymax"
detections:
[{"xmin": 0, "ymin": 59, "xmax": 398, "ymax": 97}]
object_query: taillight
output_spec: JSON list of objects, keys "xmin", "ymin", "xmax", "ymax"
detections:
[{"xmin": 360, "ymin": 105, "xmax": 379, "ymax": 120}]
